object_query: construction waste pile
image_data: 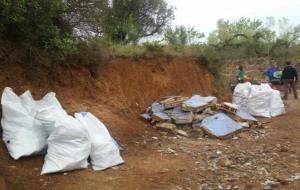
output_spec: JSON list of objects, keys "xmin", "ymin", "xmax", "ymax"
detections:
[
  {"xmin": 141, "ymin": 83, "xmax": 286, "ymax": 139},
  {"xmin": 1, "ymin": 87, "xmax": 124, "ymax": 175}
]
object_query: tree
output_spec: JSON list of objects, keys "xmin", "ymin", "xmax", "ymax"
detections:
[
  {"xmin": 208, "ymin": 18, "xmax": 276, "ymax": 56},
  {"xmin": 164, "ymin": 25, "xmax": 204, "ymax": 45},
  {"xmin": 102, "ymin": 0, "xmax": 174, "ymax": 43},
  {"xmin": 0, "ymin": 0, "xmax": 76, "ymax": 53},
  {"xmin": 63, "ymin": 0, "xmax": 109, "ymax": 39}
]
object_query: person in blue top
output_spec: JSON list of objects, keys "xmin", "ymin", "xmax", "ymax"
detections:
[{"xmin": 264, "ymin": 64, "xmax": 277, "ymax": 82}]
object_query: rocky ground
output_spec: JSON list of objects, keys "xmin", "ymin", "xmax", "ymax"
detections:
[{"xmin": 1, "ymin": 98, "xmax": 300, "ymax": 190}]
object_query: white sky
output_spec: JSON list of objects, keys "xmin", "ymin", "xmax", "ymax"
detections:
[{"xmin": 166, "ymin": 0, "xmax": 300, "ymax": 35}]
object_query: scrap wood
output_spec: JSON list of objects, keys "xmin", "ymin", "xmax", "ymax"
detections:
[
  {"xmin": 219, "ymin": 102, "xmax": 238, "ymax": 114},
  {"xmin": 182, "ymin": 104, "xmax": 207, "ymax": 112},
  {"xmin": 160, "ymin": 96, "xmax": 189, "ymax": 109},
  {"xmin": 182, "ymin": 95, "xmax": 217, "ymax": 113},
  {"xmin": 176, "ymin": 129, "xmax": 188, "ymax": 137},
  {"xmin": 155, "ymin": 122, "xmax": 176, "ymax": 133}
]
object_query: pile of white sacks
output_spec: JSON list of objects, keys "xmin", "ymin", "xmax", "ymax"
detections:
[
  {"xmin": 1, "ymin": 87, "xmax": 124, "ymax": 175},
  {"xmin": 233, "ymin": 82, "xmax": 285, "ymax": 118}
]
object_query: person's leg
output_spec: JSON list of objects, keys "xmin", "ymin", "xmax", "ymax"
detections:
[
  {"xmin": 291, "ymin": 81, "xmax": 298, "ymax": 99},
  {"xmin": 283, "ymin": 80, "xmax": 289, "ymax": 100}
]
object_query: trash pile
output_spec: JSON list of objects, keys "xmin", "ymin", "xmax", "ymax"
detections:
[
  {"xmin": 141, "ymin": 83, "xmax": 285, "ymax": 139},
  {"xmin": 1, "ymin": 87, "xmax": 124, "ymax": 175}
]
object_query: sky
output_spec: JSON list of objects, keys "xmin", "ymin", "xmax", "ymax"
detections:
[{"xmin": 166, "ymin": 0, "xmax": 300, "ymax": 35}]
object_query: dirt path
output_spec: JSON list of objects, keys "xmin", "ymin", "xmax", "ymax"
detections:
[{"xmin": 0, "ymin": 97, "xmax": 300, "ymax": 190}]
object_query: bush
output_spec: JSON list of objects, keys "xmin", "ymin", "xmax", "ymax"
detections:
[
  {"xmin": 0, "ymin": 0, "xmax": 74, "ymax": 54},
  {"xmin": 143, "ymin": 42, "xmax": 165, "ymax": 55},
  {"xmin": 196, "ymin": 46, "xmax": 222, "ymax": 79},
  {"xmin": 64, "ymin": 42, "xmax": 109, "ymax": 78}
]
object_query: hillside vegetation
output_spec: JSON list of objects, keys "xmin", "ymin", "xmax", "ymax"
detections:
[{"xmin": 0, "ymin": 0, "xmax": 300, "ymax": 79}]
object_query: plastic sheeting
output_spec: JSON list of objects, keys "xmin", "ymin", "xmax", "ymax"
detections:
[{"xmin": 201, "ymin": 113, "xmax": 242, "ymax": 138}]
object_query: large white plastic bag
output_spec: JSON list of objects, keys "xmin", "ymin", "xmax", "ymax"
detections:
[
  {"xmin": 75, "ymin": 112, "xmax": 124, "ymax": 171},
  {"xmin": 1, "ymin": 88, "xmax": 47, "ymax": 160},
  {"xmin": 34, "ymin": 92, "xmax": 68, "ymax": 135},
  {"xmin": 41, "ymin": 115, "xmax": 91, "ymax": 175},
  {"xmin": 270, "ymin": 89, "xmax": 286, "ymax": 117},
  {"xmin": 232, "ymin": 82, "xmax": 251, "ymax": 110},
  {"xmin": 247, "ymin": 84, "xmax": 271, "ymax": 118}
]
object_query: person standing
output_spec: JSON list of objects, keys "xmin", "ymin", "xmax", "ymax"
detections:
[
  {"xmin": 281, "ymin": 61, "xmax": 298, "ymax": 100},
  {"xmin": 236, "ymin": 66, "xmax": 245, "ymax": 83},
  {"xmin": 265, "ymin": 64, "xmax": 277, "ymax": 82}
]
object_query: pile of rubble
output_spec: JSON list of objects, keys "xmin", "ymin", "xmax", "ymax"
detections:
[{"xmin": 141, "ymin": 95, "xmax": 263, "ymax": 139}]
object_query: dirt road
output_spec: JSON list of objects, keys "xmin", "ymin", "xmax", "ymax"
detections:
[{"xmin": 0, "ymin": 97, "xmax": 300, "ymax": 190}]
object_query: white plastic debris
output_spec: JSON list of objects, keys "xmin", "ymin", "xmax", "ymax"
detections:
[
  {"xmin": 41, "ymin": 115, "xmax": 91, "ymax": 175},
  {"xmin": 1, "ymin": 87, "xmax": 66, "ymax": 160},
  {"xmin": 75, "ymin": 112, "xmax": 124, "ymax": 171},
  {"xmin": 233, "ymin": 83, "xmax": 285, "ymax": 118}
]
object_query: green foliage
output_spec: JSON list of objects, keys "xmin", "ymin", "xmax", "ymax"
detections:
[
  {"xmin": 164, "ymin": 26, "xmax": 204, "ymax": 46},
  {"xmin": 102, "ymin": 0, "xmax": 174, "ymax": 44},
  {"xmin": 143, "ymin": 41, "xmax": 164, "ymax": 54},
  {"xmin": 0, "ymin": 0, "xmax": 74, "ymax": 54},
  {"xmin": 196, "ymin": 46, "xmax": 222, "ymax": 79},
  {"xmin": 64, "ymin": 42, "xmax": 109, "ymax": 77},
  {"xmin": 207, "ymin": 17, "xmax": 300, "ymax": 59}
]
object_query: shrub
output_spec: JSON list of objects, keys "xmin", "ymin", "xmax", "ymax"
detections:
[{"xmin": 64, "ymin": 42, "xmax": 109, "ymax": 78}]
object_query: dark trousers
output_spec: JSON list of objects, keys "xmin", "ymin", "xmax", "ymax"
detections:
[{"xmin": 283, "ymin": 79, "xmax": 298, "ymax": 100}]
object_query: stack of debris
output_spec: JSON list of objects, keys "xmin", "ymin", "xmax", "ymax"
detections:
[{"xmin": 141, "ymin": 95, "xmax": 260, "ymax": 139}]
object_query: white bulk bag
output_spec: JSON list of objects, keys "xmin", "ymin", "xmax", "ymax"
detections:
[
  {"xmin": 41, "ymin": 115, "xmax": 91, "ymax": 175},
  {"xmin": 233, "ymin": 83, "xmax": 285, "ymax": 118},
  {"xmin": 270, "ymin": 89, "xmax": 286, "ymax": 117},
  {"xmin": 232, "ymin": 82, "xmax": 251, "ymax": 110},
  {"xmin": 75, "ymin": 112, "xmax": 124, "ymax": 171},
  {"xmin": 247, "ymin": 84, "xmax": 272, "ymax": 118},
  {"xmin": 1, "ymin": 88, "xmax": 47, "ymax": 159}
]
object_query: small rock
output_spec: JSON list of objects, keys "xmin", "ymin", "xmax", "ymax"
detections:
[
  {"xmin": 224, "ymin": 159, "xmax": 232, "ymax": 167},
  {"xmin": 176, "ymin": 129, "xmax": 188, "ymax": 137},
  {"xmin": 167, "ymin": 148, "xmax": 177, "ymax": 154},
  {"xmin": 287, "ymin": 174, "xmax": 300, "ymax": 182},
  {"xmin": 112, "ymin": 166, "xmax": 119, "ymax": 170},
  {"xmin": 176, "ymin": 168, "xmax": 186, "ymax": 172},
  {"xmin": 263, "ymin": 179, "xmax": 280, "ymax": 187}
]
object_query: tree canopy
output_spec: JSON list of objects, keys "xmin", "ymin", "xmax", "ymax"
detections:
[{"xmin": 0, "ymin": 0, "xmax": 174, "ymax": 51}]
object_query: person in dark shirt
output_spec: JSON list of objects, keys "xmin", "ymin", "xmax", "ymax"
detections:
[{"xmin": 281, "ymin": 61, "xmax": 298, "ymax": 100}]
